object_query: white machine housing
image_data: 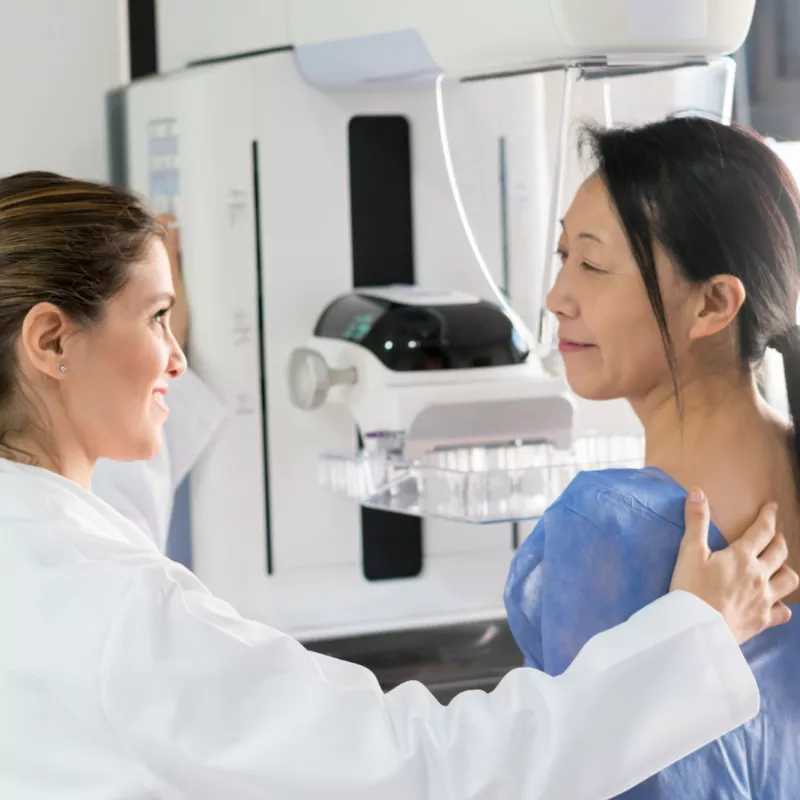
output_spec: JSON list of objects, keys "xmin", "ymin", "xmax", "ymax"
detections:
[
  {"xmin": 116, "ymin": 1, "xmax": 755, "ymax": 639},
  {"xmin": 289, "ymin": 285, "xmax": 574, "ymax": 459},
  {"xmin": 158, "ymin": 0, "xmax": 755, "ymax": 82}
]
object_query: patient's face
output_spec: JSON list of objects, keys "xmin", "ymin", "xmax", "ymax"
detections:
[{"xmin": 546, "ymin": 174, "xmax": 696, "ymax": 403}]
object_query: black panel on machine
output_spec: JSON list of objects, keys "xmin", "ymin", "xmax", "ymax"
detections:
[
  {"xmin": 314, "ymin": 291, "xmax": 529, "ymax": 371},
  {"xmin": 348, "ymin": 115, "xmax": 422, "ymax": 582}
]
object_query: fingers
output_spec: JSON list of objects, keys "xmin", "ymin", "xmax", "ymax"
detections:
[
  {"xmin": 770, "ymin": 564, "xmax": 800, "ymax": 604},
  {"xmin": 734, "ymin": 501, "xmax": 778, "ymax": 557},
  {"xmin": 767, "ymin": 601, "xmax": 793, "ymax": 630},
  {"xmin": 681, "ymin": 488, "xmax": 711, "ymax": 557},
  {"xmin": 760, "ymin": 532, "xmax": 790, "ymax": 577}
]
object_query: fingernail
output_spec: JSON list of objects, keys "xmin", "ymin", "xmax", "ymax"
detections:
[{"xmin": 688, "ymin": 488, "xmax": 705, "ymax": 504}]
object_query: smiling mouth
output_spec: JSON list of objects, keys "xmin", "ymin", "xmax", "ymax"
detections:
[{"xmin": 152, "ymin": 389, "xmax": 168, "ymax": 411}]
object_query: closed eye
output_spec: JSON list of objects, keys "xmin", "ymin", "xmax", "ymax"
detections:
[{"xmin": 556, "ymin": 248, "xmax": 605, "ymax": 274}]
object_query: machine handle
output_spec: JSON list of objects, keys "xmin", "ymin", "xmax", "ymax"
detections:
[{"xmin": 288, "ymin": 348, "xmax": 358, "ymax": 410}]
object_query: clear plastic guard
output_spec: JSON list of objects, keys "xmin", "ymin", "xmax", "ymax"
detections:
[{"xmin": 319, "ymin": 433, "xmax": 645, "ymax": 524}]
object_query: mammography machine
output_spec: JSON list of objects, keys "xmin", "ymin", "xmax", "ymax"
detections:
[{"xmin": 111, "ymin": 0, "xmax": 756, "ymax": 697}]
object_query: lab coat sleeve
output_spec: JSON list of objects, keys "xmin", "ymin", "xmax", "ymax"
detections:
[
  {"xmin": 99, "ymin": 567, "xmax": 758, "ymax": 800},
  {"xmin": 91, "ymin": 369, "xmax": 227, "ymax": 551}
]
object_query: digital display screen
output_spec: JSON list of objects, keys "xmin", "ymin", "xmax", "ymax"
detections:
[{"xmin": 342, "ymin": 314, "xmax": 375, "ymax": 341}]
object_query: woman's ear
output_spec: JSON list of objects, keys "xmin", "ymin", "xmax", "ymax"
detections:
[
  {"xmin": 19, "ymin": 303, "xmax": 76, "ymax": 379},
  {"xmin": 687, "ymin": 275, "xmax": 746, "ymax": 342}
]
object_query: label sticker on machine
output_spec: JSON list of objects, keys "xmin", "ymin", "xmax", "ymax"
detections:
[
  {"xmin": 147, "ymin": 118, "xmax": 180, "ymax": 214},
  {"xmin": 629, "ymin": 0, "xmax": 707, "ymax": 41}
]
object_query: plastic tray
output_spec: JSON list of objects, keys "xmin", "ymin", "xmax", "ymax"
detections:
[{"xmin": 319, "ymin": 434, "xmax": 645, "ymax": 524}]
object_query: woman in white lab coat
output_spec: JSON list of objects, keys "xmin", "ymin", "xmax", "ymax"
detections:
[{"xmin": 1, "ymin": 171, "xmax": 795, "ymax": 800}]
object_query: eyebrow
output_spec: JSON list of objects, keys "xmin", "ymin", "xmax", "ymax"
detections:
[
  {"xmin": 560, "ymin": 219, "xmax": 604, "ymax": 244},
  {"xmin": 149, "ymin": 292, "xmax": 176, "ymax": 307}
]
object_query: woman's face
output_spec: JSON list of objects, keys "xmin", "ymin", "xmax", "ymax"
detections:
[
  {"xmin": 62, "ymin": 238, "xmax": 187, "ymax": 462},
  {"xmin": 547, "ymin": 174, "xmax": 698, "ymax": 402}
]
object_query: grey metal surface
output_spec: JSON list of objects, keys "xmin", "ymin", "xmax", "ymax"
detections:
[
  {"xmin": 306, "ymin": 618, "xmax": 523, "ymax": 704},
  {"xmin": 105, "ymin": 88, "xmax": 128, "ymax": 189}
]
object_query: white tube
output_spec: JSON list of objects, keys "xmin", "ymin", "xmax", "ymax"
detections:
[{"xmin": 435, "ymin": 74, "xmax": 537, "ymax": 352}]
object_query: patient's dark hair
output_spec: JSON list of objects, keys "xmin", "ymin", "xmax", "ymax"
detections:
[{"xmin": 583, "ymin": 117, "xmax": 800, "ymax": 470}]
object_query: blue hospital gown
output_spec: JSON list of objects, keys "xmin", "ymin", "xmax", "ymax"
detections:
[{"xmin": 504, "ymin": 467, "xmax": 800, "ymax": 799}]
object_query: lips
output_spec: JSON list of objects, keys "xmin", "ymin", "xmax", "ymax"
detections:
[{"xmin": 558, "ymin": 339, "xmax": 596, "ymax": 354}]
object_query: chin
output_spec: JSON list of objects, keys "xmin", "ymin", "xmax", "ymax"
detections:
[
  {"xmin": 117, "ymin": 428, "xmax": 164, "ymax": 463},
  {"xmin": 564, "ymin": 374, "xmax": 621, "ymax": 402},
  {"xmin": 140, "ymin": 431, "xmax": 165, "ymax": 461}
]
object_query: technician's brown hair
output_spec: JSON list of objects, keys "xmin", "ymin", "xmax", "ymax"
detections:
[{"xmin": 0, "ymin": 171, "xmax": 163, "ymax": 457}]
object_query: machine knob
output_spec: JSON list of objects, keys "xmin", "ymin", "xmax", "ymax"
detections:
[{"xmin": 288, "ymin": 348, "xmax": 358, "ymax": 411}]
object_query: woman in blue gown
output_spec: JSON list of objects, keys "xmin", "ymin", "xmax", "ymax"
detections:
[{"xmin": 505, "ymin": 117, "xmax": 800, "ymax": 799}]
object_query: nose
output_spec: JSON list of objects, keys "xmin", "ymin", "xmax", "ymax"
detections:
[
  {"xmin": 546, "ymin": 264, "xmax": 579, "ymax": 321},
  {"xmin": 166, "ymin": 326, "xmax": 187, "ymax": 379}
]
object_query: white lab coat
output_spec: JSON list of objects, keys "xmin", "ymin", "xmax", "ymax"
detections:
[{"xmin": 0, "ymin": 453, "xmax": 758, "ymax": 798}]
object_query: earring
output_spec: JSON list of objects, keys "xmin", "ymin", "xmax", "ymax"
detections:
[{"xmin": 59, "ymin": 365, "xmax": 67, "ymax": 373}]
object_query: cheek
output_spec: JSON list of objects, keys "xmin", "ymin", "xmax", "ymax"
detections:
[
  {"xmin": 113, "ymin": 327, "xmax": 167, "ymax": 383},
  {"xmin": 63, "ymin": 316, "xmax": 172, "ymax": 461},
  {"xmin": 610, "ymin": 306, "xmax": 663, "ymax": 359},
  {"xmin": 76, "ymin": 324, "xmax": 166, "ymax": 395},
  {"xmin": 605, "ymin": 312, "xmax": 673, "ymax": 398},
  {"xmin": 569, "ymin": 284, "xmax": 671, "ymax": 397},
  {"xmin": 587, "ymin": 282, "xmax": 656, "ymax": 351}
]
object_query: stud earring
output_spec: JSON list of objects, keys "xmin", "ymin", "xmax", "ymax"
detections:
[{"xmin": 59, "ymin": 365, "xmax": 67, "ymax": 373}]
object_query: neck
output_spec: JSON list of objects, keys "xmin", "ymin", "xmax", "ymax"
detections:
[
  {"xmin": 633, "ymin": 370, "xmax": 771, "ymax": 466},
  {"xmin": 630, "ymin": 369, "xmax": 797, "ymax": 543},
  {"xmin": 2, "ymin": 432, "xmax": 95, "ymax": 489}
]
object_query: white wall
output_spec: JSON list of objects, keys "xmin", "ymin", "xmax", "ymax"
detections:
[
  {"xmin": 0, "ymin": 0, "xmax": 126, "ymax": 181},
  {"xmin": 156, "ymin": 0, "xmax": 287, "ymax": 73}
]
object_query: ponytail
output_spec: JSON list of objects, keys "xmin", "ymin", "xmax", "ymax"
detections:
[{"xmin": 770, "ymin": 326, "xmax": 800, "ymax": 478}]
